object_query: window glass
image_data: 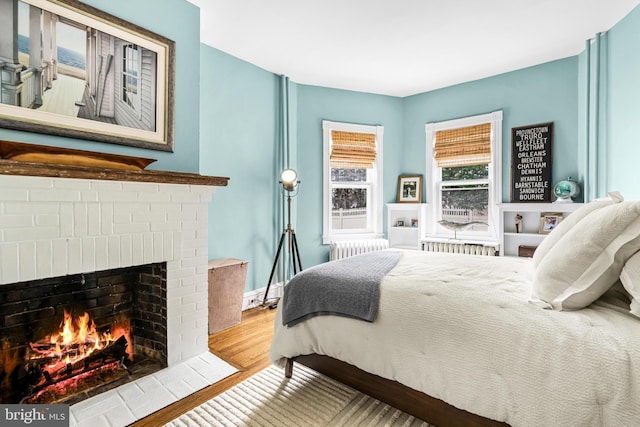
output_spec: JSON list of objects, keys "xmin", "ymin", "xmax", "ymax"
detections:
[
  {"xmin": 331, "ymin": 168, "xmax": 367, "ymax": 182},
  {"xmin": 442, "ymin": 164, "xmax": 488, "ymax": 181},
  {"xmin": 441, "ymin": 183, "xmax": 489, "ymax": 232},
  {"xmin": 331, "ymin": 187, "xmax": 368, "ymax": 230}
]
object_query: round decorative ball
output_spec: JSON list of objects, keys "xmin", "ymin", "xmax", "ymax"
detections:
[{"xmin": 553, "ymin": 177, "xmax": 580, "ymax": 201}]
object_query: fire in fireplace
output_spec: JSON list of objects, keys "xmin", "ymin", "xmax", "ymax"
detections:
[
  {"xmin": 23, "ymin": 310, "xmax": 132, "ymax": 403},
  {"xmin": 0, "ymin": 263, "xmax": 168, "ymax": 404}
]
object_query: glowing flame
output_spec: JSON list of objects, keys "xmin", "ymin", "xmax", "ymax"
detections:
[{"xmin": 29, "ymin": 311, "xmax": 132, "ymax": 372}]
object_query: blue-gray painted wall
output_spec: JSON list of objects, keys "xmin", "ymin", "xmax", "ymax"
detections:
[
  {"xmin": 403, "ymin": 57, "xmax": 580, "ymax": 203},
  {"xmin": 607, "ymin": 5, "xmax": 640, "ymax": 199},
  {"xmin": 2, "ymin": 0, "xmax": 638, "ymax": 292},
  {"xmin": 202, "ymin": 7, "xmax": 636, "ymax": 290},
  {"xmin": 295, "ymin": 85, "xmax": 404, "ymax": 268},
  {"xmin": 199, "ymin": 46, "xmax": 282, "ymax": 294}
]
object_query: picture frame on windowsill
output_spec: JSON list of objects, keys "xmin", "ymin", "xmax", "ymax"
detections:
[{"xmin": 397, "ymin": 175, "xmax": 422, "ymax": 203}]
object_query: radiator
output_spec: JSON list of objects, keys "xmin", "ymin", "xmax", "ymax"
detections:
[
  {"xmin": 422, "ymin": 241, "xmax": 497, "ymax": 256},
  {"xmin": 330, "ymin": 238, "xmax": 389, "ymax": 261}
]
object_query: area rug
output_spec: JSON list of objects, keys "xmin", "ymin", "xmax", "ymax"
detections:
[{"xmin": 165, "ymin": 364, "xmax": 433, "ymax": 426}]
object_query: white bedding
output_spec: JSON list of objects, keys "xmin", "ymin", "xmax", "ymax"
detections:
[{"xmin": 270, "ymin": 250, "xmax": 640, "ymax": 427}]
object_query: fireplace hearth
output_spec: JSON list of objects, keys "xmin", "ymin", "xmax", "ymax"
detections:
[
  {"xmin": 0, "ymin": 169, "xmax": 228, "ymax": 425},
  {"xmin": 0, "ymin": 263, "xmax": 167, "ymax": 405}
]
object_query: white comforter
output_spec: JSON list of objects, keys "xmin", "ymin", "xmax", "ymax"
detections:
[{"xmin": 270, "ymin": 250, "xmax": 640, "ymax": 427}]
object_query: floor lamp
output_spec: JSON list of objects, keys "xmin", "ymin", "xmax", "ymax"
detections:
[{"xmin": 263, "ymin": 169, "xmax": 302, "ymax": 307}]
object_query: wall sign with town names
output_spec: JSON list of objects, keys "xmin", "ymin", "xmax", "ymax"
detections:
[{"xmin": 510, "ymin": 122, "xmax": 553, "ymax": 202}]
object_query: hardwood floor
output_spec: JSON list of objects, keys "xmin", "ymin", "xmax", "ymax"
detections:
[{"xmin": 131, "ymin": 306, "xmax": 277, "ymax": 427}]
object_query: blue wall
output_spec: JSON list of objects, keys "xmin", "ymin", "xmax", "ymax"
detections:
[
  {"xmin": 607, "ymin": 5, "xmax": 640, "ymax": 199},
  {"xmin": 295, "ymin": 85, "xmax": 404, "ymax": 267},
  {"xmin": 403, "ymin": 57, "xmax": 580, "ymax": 203},
  {"xmin": 194, "ymin": 3, "xmax": 640, "ymax": 300},
  {"xmin": 289, "ymin": 58, "xmax": 580, "ymax": 272},
  {"xmin": 4, "ymin": 0, "xmax": 639, "ymax": 293},
  {"xmin": 199, "ymin": 46, "xmax": 282, "ymax": 291},
  {"xmin": 0, "ymin": 0, "xmax": 202, "ymax": 173}
]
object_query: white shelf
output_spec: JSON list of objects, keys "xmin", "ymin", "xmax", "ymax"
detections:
[
  {"xmin": 387, "ymin": 202, "xmax": 583, "ymax": 256},
  {"xmin": 503, "ymin": 232, "xmax": 545, "ymax": 238},
  {"xmin": 498, "ymin": 202, "xmax": 583, "ymax": 256},
  {"xmin": 386, "ymin": 203, "xmax": 427, "ymax": 250}
]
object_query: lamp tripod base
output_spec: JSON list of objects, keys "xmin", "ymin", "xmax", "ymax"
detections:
[{"xmin": 262, "ymin": 228, "xmax": 302, "ymax": 307}]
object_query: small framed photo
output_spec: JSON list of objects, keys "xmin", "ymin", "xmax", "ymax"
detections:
[
  {"xmin": 397, "ymin": 175, "xmax": 423, "ymax": 203},
  {"xmin": 539, "ymin": 212, "xmax": 563, "ymax": 234},
  {"xmin": 396, "ymin": 219, "xmax": 405, "ymax": 227},
  {"xmin": 411, "ymin": 219, "xmax": 418, "ymax": 228}
]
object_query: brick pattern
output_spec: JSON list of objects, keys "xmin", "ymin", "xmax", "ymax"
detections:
[
  {"xmin": 0, "ymin": 175, "xmax": 216, "ymax": 366},
  {"xmin": 134, "ymin": 263, "xmax": 168, "ymax": 362},
  {"xmin": 0, "ymin": 263, "xmax": 168, "ymax": 404}
]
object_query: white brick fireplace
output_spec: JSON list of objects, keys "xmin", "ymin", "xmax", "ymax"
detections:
[{"xmin": 0, "ymin": 172, "xmax": 235, "ymax": 426}]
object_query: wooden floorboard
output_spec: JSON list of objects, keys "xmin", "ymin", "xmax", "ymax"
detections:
[{"xmin": 130, "ymin": 306, "xmax": 277, "ymax": 427}]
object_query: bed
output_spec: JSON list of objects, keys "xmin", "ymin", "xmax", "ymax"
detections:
[{"xmin": 270, "ymin": 196, "xmax": 640, "ymax": 427}]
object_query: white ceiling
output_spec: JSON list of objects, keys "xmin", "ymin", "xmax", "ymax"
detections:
[{"xmin": 187, "ymin": 0, "xmax": 640, "ymax": 97}]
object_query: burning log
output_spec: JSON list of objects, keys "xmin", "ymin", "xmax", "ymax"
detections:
[
  {"xmin": 24, "ymin": 334, "xmax": 130, "ymax": 398},
  {"xmin": 11, "ymin": 310, "xmax": 134, "ymax": 403},
  {"xmin": 29, "ymin": 336, "xmax": 125, "ymax": 367},
  {"xmin": 81, "ymin": 335, "xmax": 129, "ymax": 368}
]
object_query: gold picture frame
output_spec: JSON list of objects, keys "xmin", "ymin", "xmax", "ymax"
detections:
[
  {"xmin": 0, "ymin": 0, "xmax": 175, "ymax": 151},
  {"xmin": 397, "ymin": 175, "xmax": 422, "ymax": 203},
  {"xmin": 539, "ymin": 212, "xmax": 563, "ymax": 234}
]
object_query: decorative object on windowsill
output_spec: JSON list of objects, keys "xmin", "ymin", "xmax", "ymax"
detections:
[
  {"xmin": 411, "ymin": 219, "xmax": 418, "ymax": 228},
  {"xmin": 396, "ymin": 175, "xmax": 423, "ymax": 203},
  {"xmin": 396, "ymin": 219, "xmax": 405, "ymax": 227},
  {"xmin": 515, "ymin": 213, "xmax": 523, "ymax": 233},
  {"xmin": 0, "ymin": 140, "xmax": 156, "ymax": 170},
  {"xmin": 263, "ymin": 168, "xmax": 302, "ymax": 308},
  {"xmin": 553, "ymin": 177, "xmax": 581, "ymax": 203},
  {"xmin": 438, "ymin": 219, "xmax": 489, "ymax": 239},
  {"xmin": 539, "ymin": 212, "xmax": 563, "ymax": 234}
]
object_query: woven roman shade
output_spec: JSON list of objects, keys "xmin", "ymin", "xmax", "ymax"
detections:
[
  {"xmin": 434, "ymin": 123, "xmax": 492, "ymax": 168},
  {"xmin": 330, "ymin": 130, "xmax": 376, "ymax": 169}
]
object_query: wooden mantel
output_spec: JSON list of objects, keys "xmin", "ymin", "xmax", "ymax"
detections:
[{"xmin": 0, "ymin": 159, "xmax": 229, "ymax": 186}]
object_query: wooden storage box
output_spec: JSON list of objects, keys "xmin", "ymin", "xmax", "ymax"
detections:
[
  {"xmin": 518, "ymin": 245, "xmax": 538, "ymax": 258},
  {"xmin": 208, "ymin": 258, "xmax": 248, "ymax": 334}
]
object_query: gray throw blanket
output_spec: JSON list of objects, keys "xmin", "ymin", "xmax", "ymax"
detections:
[{"xmin": 282, "ymin": 250, "xmax": 401, "ymax": 327}]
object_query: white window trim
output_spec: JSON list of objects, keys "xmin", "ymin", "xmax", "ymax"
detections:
[
  {"xmin": 322, "ymin": 120, "xmax": 384, "ymax": 244},
  {"xmin": 424, "ymin": 110, "xmax": 503, "ymax": 243}
]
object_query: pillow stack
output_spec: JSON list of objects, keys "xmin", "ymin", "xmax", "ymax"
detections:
[{"xmin": 531, "ymin": 192, "xmax": 640, "ymax": 315}]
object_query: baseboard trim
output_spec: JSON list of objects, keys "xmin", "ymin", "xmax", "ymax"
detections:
[{"xmin": 242, "ymin": 282, "xmax": 284, "ymax": 310}]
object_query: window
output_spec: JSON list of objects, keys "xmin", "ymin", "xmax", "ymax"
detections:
[
  {"xmin": 322, "ymin": 120, "xmax": 384, "ymax": 244},
  {"xmin": 425, "ymin": 111, "xmax": 502, "ymax": 242},
  {"xmin": 122, "ymin": 44, "xmax": 140, "ymax": 113}
]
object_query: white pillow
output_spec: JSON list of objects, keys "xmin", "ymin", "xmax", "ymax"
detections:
[
  {"xmin": 620, "ymin": 251, "xmax": 640, "ymax": 318},
  {"xmin": 532, "ymin": 191, "xmax": 624, "ymax": 268},
  {"xmin": 532, "ymin": 200, "xmax": 640, "ymax": 310}
]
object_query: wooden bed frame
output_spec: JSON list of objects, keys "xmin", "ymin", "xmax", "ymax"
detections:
[{"xmin": 286, "ymin": 354, "xmax": 508, "ymax": 427}]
